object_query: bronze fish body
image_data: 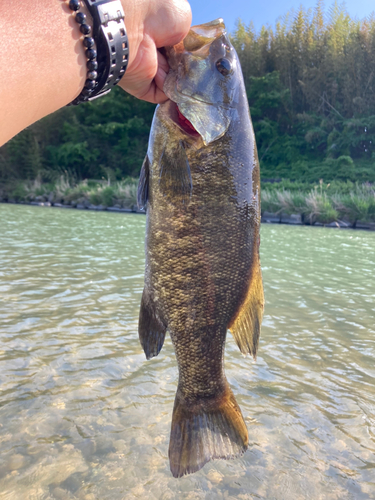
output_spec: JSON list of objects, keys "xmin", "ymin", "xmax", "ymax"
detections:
[{"xmin": 137, "ymin": 19, "xmax": 264, "ymax": 478}]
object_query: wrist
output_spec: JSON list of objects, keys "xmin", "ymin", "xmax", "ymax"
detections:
[
  {"xmin": 68, "ymin": 1, "xmax": 94, "ymax": 101},
  {"xmin": 68, "ymin": 1, "xmax": 130, "ymax": 104}
]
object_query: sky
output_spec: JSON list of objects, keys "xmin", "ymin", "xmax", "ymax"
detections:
[{"xmin": 187, "ymin": 0, "xmax": 375, "ymax": 34}]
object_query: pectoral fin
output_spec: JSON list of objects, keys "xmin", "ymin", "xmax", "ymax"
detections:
[
  {"xmin": 137, "ymin": 154, "xmax": 150, "ymax": 209},
  {"xmin": 159, "ymin": 140, "xmax": 192, "ymax": 206},
  {"xmin": 228, "ymin": 253, "xmax": 264, "ymax": 359},
  {"xmin": 138, "ymin": 287, "xmax": 167, "ymax": 360}
]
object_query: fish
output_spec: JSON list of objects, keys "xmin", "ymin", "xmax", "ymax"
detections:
[{"xmin": 137, "ymin": 18, "xmax": 264, "ymax": 478}]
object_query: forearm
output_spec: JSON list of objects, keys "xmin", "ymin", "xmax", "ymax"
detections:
[
  {"xmin": 0, "ymin": 0, "xmax": 191, "ymax": 147},
  {"xmin": 0, "ymin": 1, "xmax": 89, "ymax": 146}
]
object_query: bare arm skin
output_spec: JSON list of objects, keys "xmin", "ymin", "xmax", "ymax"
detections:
[{"xmin": 0, "ymin": 0, "xmax": 191, "ymax": 147}]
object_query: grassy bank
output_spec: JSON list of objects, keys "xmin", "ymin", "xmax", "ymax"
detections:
[
  {"xmin": 0, "ymin": 177, "xmax": 138, "ymax": 209},
  {"xmin": 1, "ymin": 178, "xmax": 374, "ymax": 228},
  {"xmin": 261, "ymin": 181, "xmax": 375, "ymax": 227}
]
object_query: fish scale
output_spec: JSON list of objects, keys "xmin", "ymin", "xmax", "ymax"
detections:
[{"xmin": 137, "ymin": 19, "xmax": 264, "ymax": 477}]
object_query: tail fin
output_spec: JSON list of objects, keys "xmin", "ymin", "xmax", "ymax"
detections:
[{"xmin": 168, "ymin": 384, "xmax": 248, "ymax": 478}]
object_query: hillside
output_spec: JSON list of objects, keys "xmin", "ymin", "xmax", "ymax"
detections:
[{"xmin": 0, "ymin": 2, "xmax": 374, "ymax": 185}]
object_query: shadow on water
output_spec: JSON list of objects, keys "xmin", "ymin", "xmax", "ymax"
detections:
[{"xmin": 0, "ymin": 204, "xmax": 374, "ymax": 499}]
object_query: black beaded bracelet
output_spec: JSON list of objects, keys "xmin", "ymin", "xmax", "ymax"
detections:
[{"xmin": 68, "ymin": 0, "xmax": 129, "ymax": 105}]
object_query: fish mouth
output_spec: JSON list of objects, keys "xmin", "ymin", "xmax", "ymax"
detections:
[{"xmin": 168, "ymin": 100, "xmax": 201, "ymax": 138}]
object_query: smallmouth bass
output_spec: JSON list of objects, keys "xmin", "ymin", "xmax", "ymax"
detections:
[{"xmin": 137, "ymin": 19, "xmax": 264, "ymax": 478}]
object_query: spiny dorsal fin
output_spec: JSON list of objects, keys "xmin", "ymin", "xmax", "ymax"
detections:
[
  {"xmin": 228, "ymin": 251, "xmax": 264, "ymax": 359},
  {"xmin": 159, "ymin": 140, "xmax": 192, "ymax": 206}
]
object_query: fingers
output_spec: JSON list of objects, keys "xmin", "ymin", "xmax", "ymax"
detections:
[
  {"xmin": 146, "ymin": 0, "xmax": 192, "ymax": 48},
  {"xmin": 119, "ymin": 40, "xmax": 169, "ymax": 104},
  {"xmin": 119, "ymin": 0, "xmax": 192, "ymax": 104},
  {"xmin": 150, "ymin": 50, "xmax": 169, "ymax": 100}
]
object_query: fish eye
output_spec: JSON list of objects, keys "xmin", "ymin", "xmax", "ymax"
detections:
[{"xmin": 215, "ymin": 58, "xmax": 232, "ymax": 76}]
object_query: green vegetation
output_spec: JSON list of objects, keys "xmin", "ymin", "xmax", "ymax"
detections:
[
  {"xmin": 2, "ymin": 177, "xmax": 374, "ymax": 227},
  {"xmin": 261, "ymin": 181, "xmax": 375, "ymax": 226},
  {"xmin": 0, "ymin": 177, "xmax": 138, "ymax": 209},
  {"xmin": 0, "ymin": 90, "xmax": 154, "ymax": 183},
  {"xmin": 0, "ymin": 2, "xmax": 374, "ymax": 200},
  {"xmin": 231, "ymin": 2, "xmax": 375, "ymax": 183}
]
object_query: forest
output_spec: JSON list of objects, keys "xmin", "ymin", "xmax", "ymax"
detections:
[{"xmin": 0, "ymin": 1, "xmax": 375, "ymax": 187}]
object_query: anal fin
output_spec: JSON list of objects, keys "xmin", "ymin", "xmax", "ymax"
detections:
[
  {"xmin": 138, "ymin": 288, "xmax": 167, "ymax": 360},
  {"xmin": 228, "ymin": 252, "xmax": 264, "ymax": 359}
]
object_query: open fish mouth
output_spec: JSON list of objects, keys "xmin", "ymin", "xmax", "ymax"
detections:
[
  {"xmin": 167, "ymin": 95, "xmax": 232, "ymax": 145},
  {"xmin": 167, "ymin": 100, "xmax": 201, "ymax": 138},
  {"xmin": 176, "ymin": 104, "xmax": 200, "ymax": 136}
]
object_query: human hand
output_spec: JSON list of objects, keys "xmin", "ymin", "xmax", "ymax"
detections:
[
  {"xmin": 119, "ymin": 0, "xmax": 192, "ymax": 104},
  {"xmin": 0, "ymin": 0, "xmax": 191, "ymax": 146}
]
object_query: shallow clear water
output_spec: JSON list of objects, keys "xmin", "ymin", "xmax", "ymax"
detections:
[{"xmin": 0, "ymin": 203, "xmax": 374, "ymax": 500}]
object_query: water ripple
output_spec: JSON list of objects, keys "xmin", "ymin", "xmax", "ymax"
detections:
[{"xmin": 0, "ymin": 205, "xmax": 374, "ymax": 499}]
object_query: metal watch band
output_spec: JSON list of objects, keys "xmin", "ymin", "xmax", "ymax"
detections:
[
  {"xmin": 69, "ymin": 0, "xmax": 129, "ymax": 105},
  {"xmin": 86, "ymin": 0, "xmax": 129, "ymax": 100}
]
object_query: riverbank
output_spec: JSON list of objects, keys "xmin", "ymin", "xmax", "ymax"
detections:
[
  {"xmin": 0, "ymin": 199, "xmax": 145, "ymax": 214},
  {"xmin": 2, "ymin": 199, "xmax": 375, "ymax": 230},
  {"xmin": 1, "ymin": 178, "xmax": 374, "ymax": 230}
]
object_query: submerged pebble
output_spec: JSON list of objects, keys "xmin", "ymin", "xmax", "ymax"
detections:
[{"xmin": 0, "ymin": 205, "xmax": 373, "ymax": 498}]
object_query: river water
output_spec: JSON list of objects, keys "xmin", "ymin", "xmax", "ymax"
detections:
[{"xmin": 0, "ymin": 204, "xmax": 374, "ymax": 500}]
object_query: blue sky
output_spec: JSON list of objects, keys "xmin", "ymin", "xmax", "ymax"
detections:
[{"xmin": 187, "ymin": 0, "xmax": 375, "ymax": 33}]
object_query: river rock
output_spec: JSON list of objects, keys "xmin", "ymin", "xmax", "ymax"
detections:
[
  {"xmin": 107, "ymin": 207, "xmax": 132, "ymax": 212},
  {"xmin": 52, "ymin": 487, "xmax": 72, "ymax": 500},
  {"xmin": 281, "ymin": 213, "xmax": 302, "ymax": 224},
  {"xmin": 325, "ymin": 221, "xmax": 341, "ymax": 228},
  {"xmin": 357, "ymin": 221, "xmax": 375, "ymax": 230},
  {"xmin": 7, "ymin": 453, "xmax": 27, "ymax": 470},
  {"xmin": 206, "ymin": 469, "xmax": 223, "ymax": 484},
  {"xmin": 262, "ymin": 211, "xmax": 281, "ymax": 223},
  {"xmin": 131, "ymin": 204, "xmax": 146, "ymax": 213},
  {"xmin": 338, "ymin": 219, "xmax": 351, "ymax": 228}
]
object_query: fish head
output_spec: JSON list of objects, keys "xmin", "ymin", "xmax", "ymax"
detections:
[{"xmin": 163, "ymin": 19, "xmax": 242, "ymax": 145}]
